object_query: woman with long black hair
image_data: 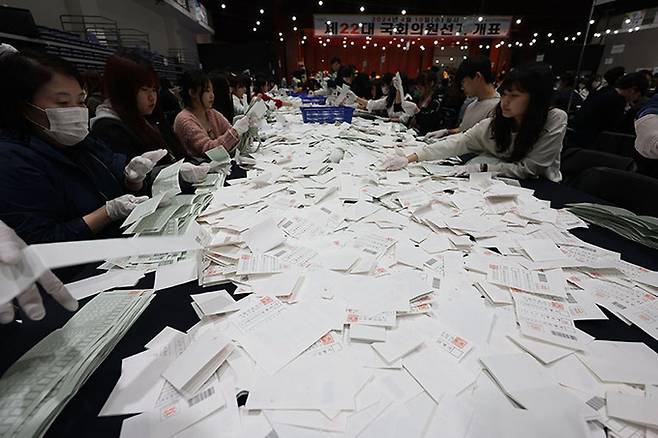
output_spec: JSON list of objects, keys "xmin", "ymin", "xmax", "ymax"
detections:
[{"xmin": 381, "ymin": 63, "xmax": 567, "ymax": 182}]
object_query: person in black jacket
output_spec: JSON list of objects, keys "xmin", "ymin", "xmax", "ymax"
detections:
[{"xmin": 0, "ymin": 50, "xmax": 165, "ymax": 244}]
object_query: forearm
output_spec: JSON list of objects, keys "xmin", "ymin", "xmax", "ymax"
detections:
[
  {"xmin": 83, "ymin": 206, "xmax": 113, "ymax": 234},
  {"xmin": 125, "ymin": 178, "xmax": 143, "ymax": 192}
]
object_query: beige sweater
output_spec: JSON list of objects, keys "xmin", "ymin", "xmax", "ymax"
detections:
[{"xmin": 416, "ymin": 108, "xmax": 568, "ymax": 182}]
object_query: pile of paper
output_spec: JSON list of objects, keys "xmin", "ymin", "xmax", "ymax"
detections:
[
  {"xmin": 0, "ymin": 290, "xmax": 154, "ymax": 438},
  {"xmin": 568, "ymin": 203, "xmax": 658, "ymax": 250},
  {"xmin": 7, "ymin": 103, "xmax": 658, "ymax": 437}
]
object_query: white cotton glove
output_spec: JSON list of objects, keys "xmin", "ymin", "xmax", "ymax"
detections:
[
  {"xmin": 426, "ymin": 129, "xmax": 450, "ymax": 140},
  {"xmin": 233, "ymin": 115, "xmax": 250, "ymax": 136},
  {"xmin": 124, "ymin": 149, "xmax": 168, "ymax": 184},
  {"xmin": 453, "ymin": 162, "xmax": 484, "ymax": 176},
  {"xmin": 105, "ymin": 194, "xmax": 149, "ymax": 221},
  {"xmin": 0, "ymin": 221, "xmax": 78, "ymax": 323},
  {"xmin": 380, "ymin": 149, "xmax": 409, "ymax": 171},
  {"xmin": 180, "ymin": 162, "xmax": 211, "ymax": 184}
]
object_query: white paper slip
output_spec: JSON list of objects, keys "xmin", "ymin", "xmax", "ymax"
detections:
[
  {"xmin": 606, "ymin": 391, "xmax": 658, "ymax": 428},
  {"xmin": 577, "ymin": 340, "xmax": 658, "ymax": 385},
  {"xmin": 154, "ymin": 257, "xmax": 198, "ymax": 291},
  {"xmin": 121, "ymin": 193, "xmax": 166, "ymax": 228},
  {"xmin": 346, "ymin": 308, "xmax": 397, "ymax": 327},
  {"xmin": 512, "ymin": 289, "xmax": 590, "ymax": 350},
  {"xmin": 65, "ymin": 269, "xmax": 146, "ymax": 300},
  {"xmin": 191, "ymin": 290, "xmax": 240, "ymax": 315},
  {"xmin": 152, "ymin": 159, "xmax": 184, "ymax": 197},
  {"xmin": 318, "ymin": 248, "xmax": 361, "ymax": 271},
  {"xmin": 479, "ymin": 353, "xmax": 556, "ymax": 402},
  {"xmin": 249, "ymin": 271, "xmax": 305, "ymax": 298},
  {"xmin": 350, "ymin": 324, "xmax": 387, "ymax": 343},
  {"xmin": 403, "ymin": 345, "xmax": 478, "ymax": 403},
  {"xmin": 236, "ymin": 253, "xmax": 282, "ymax": 275},
  {"xmin": 278, "ymin": 215, "xmax": 322, "ymax": 238},
  {"xmin": 145, "ymin": 326, "xmax": 185, "ymax": 350},
  {"xmin": 564, "ymin": 290, "xmax": 609, "ymax": 321},
  {"xmin": 161, "ymin": 332, "xmax": 234, "ymax": 397},
  {"xmin": 507, "ymin": 333, "xmax": 576, "ymax": 364},
  {"xmin": 487, "ymin": 263, "xmax": 566, "ymax": 298},
  {"xmin": 231, "ymin": 296, "xmax": 334, "ymax": 374},
  {"xmin": 435, "ymin": 325, "xmax": 474, "ymax": 362},
  {"xmin": 519, "ymin": 238, "xmax": 566, "ymax": 262},
  {"xmin": 32, "ymin": 235, "xmax": 202, "ymax": 269},
  {"xmin": 100, "ymin": 351, "xmax": 168, "ymax": 416},
  {"xmin": 372, "ymin": 327, "xmax": 424, "ymax": 364},
  {"xmin": 476, "ymin": 281, "xmax": 513, "ymax": 305},
  {"xmin": 620, "ymin": 299, "xmax": 658, "ymax": 342},
  {"xmin": 419, "ymin": 234, "xmax": 452, "ymax": 254},
  {"xmin": 243, "ymin": 217, "xmax": 286, "ymax": 253}
]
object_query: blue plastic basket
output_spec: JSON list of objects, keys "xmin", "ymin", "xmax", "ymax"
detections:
[{"xmin": 301, "ymin": 106, "xmax": 354, "ymax": 124}]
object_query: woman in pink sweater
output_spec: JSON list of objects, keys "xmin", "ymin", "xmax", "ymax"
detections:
[{"xmin": 174, "ymin": 70, "xmax": 244, "ymax": 158}]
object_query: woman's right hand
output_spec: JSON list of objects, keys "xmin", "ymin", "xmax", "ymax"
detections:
[{"xmin": 124, "ymin": 149, "xmax": 168, "ymax": 184}]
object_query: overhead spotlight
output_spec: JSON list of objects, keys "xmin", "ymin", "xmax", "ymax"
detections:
[
  {"xmin": 455, "ymin": 31, "xmax": 460, "ymax": 36},
  {"xmin": 293, "ymin": 26, "xmax": 297, "ymax": 31},
  {"xmin": 576, "ymin": 31, "xmax": 581, "ymax": 36},
  {"xmin": 358, "ymin": 23, "xmax": 363, "ymax": 27},
  {"xmin": 252, "ymin": 27, "xmax": 257, "ymax": 31},
  {"xmin": 547, "ymin": 32, "xmax": 552, "ymax": 37},
  {"xmin": 564, "ymin": 36, "xmax": 569, "ymax": 41},
  {"xmin": 292, "ymin": 16, "xmax": 296, "ymax": 21},
  {"xmin": 516, "ymin": 18, "xmax": 522, "ymax": 24},
  {"xmin": 326, "ymin": 20, "xmax": 331, "ymax": 25},
  {"xmin": 550, "ymin": 39, "xmax": 555, "ymax": 44},
  {"xmin": 625, "ymin": 18, "xmax": 631, "ymax": 24},
  {"xmin": 401, "ymin": 9, "xmax": 407, "ymax": 15},
  {"xmin": 571, "ymin": 36, "xmax": 576, "ymax": 40},
  {"xmin": 486, "ymin": 44, "xmax": 490, "ymax": 49},
  {"xmin": 259, "ymin": 8, "xmax": 264, "ymax": 14},
  {"xmin": 433, "ymin": 40, "xmax": 438, "ymax": 45},
  {"xmin": 634, "ymin": 26, "xmax": 640, "ymax": 31},
  {"xmin": 279, "ymin": 37, "xmax": 284, "ymax": 41},
  {"xmin": 318, "ymin": 0, "xmax": 323, "ymax": 5},
  {"xmin": 605, "ymin": 29, "xmax": 611, "ymax": 34},
  {"xmin": 279, "ymin": 32, "xmax": 283, "ymax": 36},
  {"xmin": 362, "ymin": 45, "xmax": 366, "ymax": 49},
  {"xmin": 360, "ymin": 6, "xmax": 365, "ymax": 12},
  {"xmin": 613, "ymin": 30, "xmax": 619, "ymax": 34},
  {"xmin": 589, "ymin": 19, "xmax": 595, "ymax": 25},
  {"xmin": 478, "ymin": 16, "xmax": 483, "ymax": 22},
  {"xmin": 220, "ymin": 3, "xmax": 226, "ymax": 8},
  {"xmin": 533, "ymin": 32, "xmax": 538, "ymax": 37},
  {"xmin": 449, "ymin": 57, "xmax": 454, "ymax": 61}
]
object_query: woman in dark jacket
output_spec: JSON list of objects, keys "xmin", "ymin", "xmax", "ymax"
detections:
[{"xmin": 0, "ymin": 51, "xmax": 164, "ymax": 244}]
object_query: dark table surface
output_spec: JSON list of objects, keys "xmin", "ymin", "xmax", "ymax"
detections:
[{"xmin": 1, "ymin": 178, "xmax": 658, "ymax": 438}]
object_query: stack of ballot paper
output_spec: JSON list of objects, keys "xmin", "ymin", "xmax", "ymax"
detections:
[
  {"xmin": 9, "ymin": 100, "xmax": 658, "ymax": 438},
  {"xmin": 568, "ymin": 203, "xmax": 658, "ymax": 250},
  {"xmin": 0, "ymin": 290, "xmax": 153, "ymax": 438}
]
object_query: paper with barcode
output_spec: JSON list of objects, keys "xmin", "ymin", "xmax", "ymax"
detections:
[{"xmin": 511, "ymin": 289, "xmax": 591, "ymax": 350}]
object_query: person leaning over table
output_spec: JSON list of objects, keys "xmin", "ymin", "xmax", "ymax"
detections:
[
  {"xmin": 380, "ymin": 63, "xmax": 568, "ymax": 182},
  {"xmin": 0, "ymin": 49, "xmax": 164, "ymax": 244},
  {"xmin": 0, "ymin": 220, "xmax": 78, "ymax": 324},
  {"xmin": 354, "ymin": 72, "xmax": 419, "ymax": 124},
  {"xmin": 91, "ymin": 53, "xmax": 210, "ymax": 184},
  {"xmin": 174, "ymin": 69, "xmax": 255, "ymax": 159}
]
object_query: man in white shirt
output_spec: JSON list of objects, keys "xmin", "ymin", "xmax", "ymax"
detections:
[{"xmin": 426, "ymin": 56, "xmax": 500, "ymax": 140}]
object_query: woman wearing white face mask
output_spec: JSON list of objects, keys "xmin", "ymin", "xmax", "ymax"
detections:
[{"xmin": 0, "ymin": 50, "xmax": 164, "ymax": 244}]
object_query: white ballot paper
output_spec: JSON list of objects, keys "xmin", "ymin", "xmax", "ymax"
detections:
[
  {"xmin": 162, "ymin": 331, "xmax": 234, "ymax": 397},
  {"xmin": 620, "ymin": 299, "xmax": 658, "ymax": 342},
  {"xmin": 519, "ymin": 238, "xmax": 566, "ymax": 262},
  {"xmin": 236, "ymin": 253, "xmax": 281, "ymax": 275},
  {"xmin": 191, "ymin": 290, "xmax": 240, "ymax": 316},
  {"xmin": 152, "ymin": 159, "xmax": 184, "ymax": 197},
  {"xmin": 577, "ymin": 340, "xmax": 658, "ymax": 385},
  {"xmin": 371, "ymin": 326, "xmax": 424, "ymax": 364},
  {"xmin": 487, "ymin": 263, "xmax": 566, "ymax": 298},
  {"xmin": 121, "ymin": 193, "xmax": 166, "ymax": 228},
  {"xmin": 511, "ymin": 289, "xmax": 590, "ymax": 350},
  {"xmin": 606, "ymin": 391, "xmax": 658, "ymax": 429},
  {"xmin": 230, "ymin": 296, "xmax": 334, "ymax": 374},
  {"xmin": 65, "ymin": 269, "xmax": 146, "ymax": 300},
  {"xmin": 243, "ymin": 217, "xmax": 286, "ymax": 253}
]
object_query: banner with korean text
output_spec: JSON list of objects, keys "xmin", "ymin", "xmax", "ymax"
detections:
[{"xmin": 313, "ymin": 15, "xmax": 512, "ymax": 39}]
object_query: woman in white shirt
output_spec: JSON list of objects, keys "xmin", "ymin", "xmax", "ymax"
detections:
[
  {"xmin": 381, "ymin": 64, "xmax": 567, "ymax": 182},
  {"xmin": 355, "ymin": 73, "xmax": 419, "ymax": 124}
]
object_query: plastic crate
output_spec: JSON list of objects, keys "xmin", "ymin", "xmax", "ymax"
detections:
[{"xmin": 301, "ymin": 106, "xmax": 354, "ymax": 124}]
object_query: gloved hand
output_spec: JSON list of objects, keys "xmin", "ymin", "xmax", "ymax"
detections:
[
  {"xmin": 453, "ymin": 162, "xmax": 484, "ymax": 176},
  {"xmin": 124, "ymin": 149, "xmax": 168, "ymax": 184},
  {"xmin": 426, "ymin": 129, "xmax": 450, "ymax": 140},
  {"xmin": 380, "ymin": 149, "xmax": 409, "ymax": 171},
  {"xmin": 179, "ymin": 162, "xmax": 211, "ymax": 184},
  {"xmin": 233, "ymin": 115, "xmax": 250, "ymax": 136},
  {"xmin": 106, "ymin": 194, "xmax": 149, "ymax": 221},
  {"xmin": 0, "ymin": 221, "xmax": 78, "ymax": 324}
]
